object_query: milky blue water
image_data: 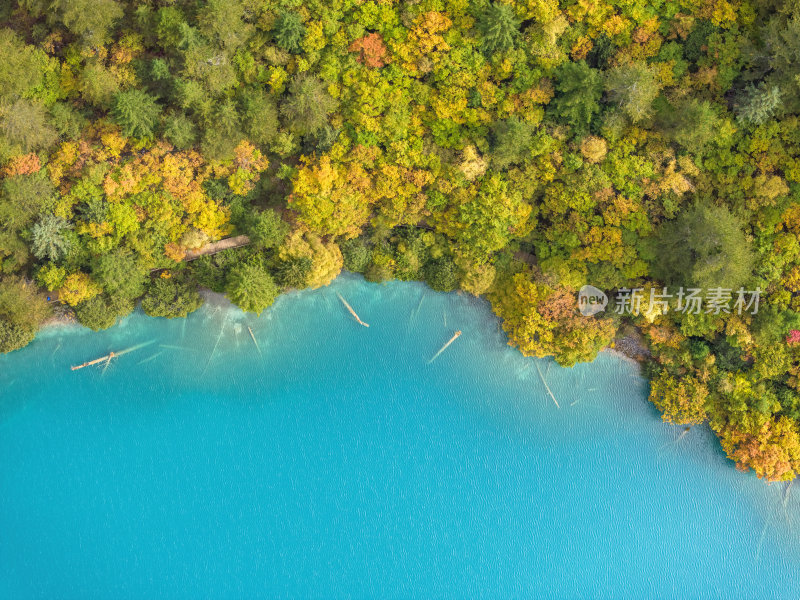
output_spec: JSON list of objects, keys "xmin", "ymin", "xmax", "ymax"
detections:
[{"xmin": 1, "ymin": 274, "xmax": 799, "ymax": 599}]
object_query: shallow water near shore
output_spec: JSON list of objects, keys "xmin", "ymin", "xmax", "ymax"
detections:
[{"xmin": 1, "ymin": 274, "xmax": 800, "ymax": 598}]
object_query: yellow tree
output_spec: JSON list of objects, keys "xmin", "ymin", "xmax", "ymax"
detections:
[
  {"xmin": 279, "ymin": 228, "xmax": 343, "ymax": 289},
  {"xmin": 289, "ymin": 154, "xmax": 373, "ymax": 238}
]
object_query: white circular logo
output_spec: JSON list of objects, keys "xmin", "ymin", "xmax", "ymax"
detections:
[{"xmin": 578, "ymin": 285, "xmax": 608, "ymax": 316}]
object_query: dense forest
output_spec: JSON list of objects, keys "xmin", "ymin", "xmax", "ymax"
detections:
[{"xmin": 2, "ymin": 0, "xmax": 800, "ymax": 481}]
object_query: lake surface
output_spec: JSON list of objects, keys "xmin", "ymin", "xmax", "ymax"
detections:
[{"xmin": 1, "ymin": 274, "xmax": 799, "ymax": 599}]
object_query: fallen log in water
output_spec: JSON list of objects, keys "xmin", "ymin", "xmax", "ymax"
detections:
[
  {"xmin": 535, "ymin": 361, "xmax": 560, "ymax": 409},
  {"xmin": 248, "ymin": 327, "xmax": 262, "ymax": 355},
  {"xmin": 428, "ymin": 331, "xmax": 461, "ymax": 364},
  {"xmin": 71, "ymin": 351, "xmax": 117, "ymax": 371},
  {"xmin": 337, "ymin": 293, "xmax": 369, "ymax": 327},
  {"xmin": 71, "ymin": 340, "xmax": 154, "ymax": 371}
]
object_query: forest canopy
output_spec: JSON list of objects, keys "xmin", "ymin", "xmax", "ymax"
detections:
[{"xmin": 3, "ymin": 0, "xmax": 800, "ymax": 481}]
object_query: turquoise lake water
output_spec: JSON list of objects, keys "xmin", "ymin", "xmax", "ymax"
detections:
[{"xmin": 2, "ymin": 274, "xmax": 800, "ymax": 598}]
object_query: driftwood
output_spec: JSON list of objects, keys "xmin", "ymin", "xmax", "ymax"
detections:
[
  {"xmin": 428, "ymin": 331, "xmax": 461, "ymax": 364},
  {"xmin": 337, "ymin": 293, "xmax": 369, "ymax": 327},
  {"xmin": 535, "ymin": 362, "xmax": 560, "ymax": 409},
  {"xmin": 248, "ymin": 327, "xmax": 262, "ymax": 355},
  {"xmin": 71, "ymin": 341, "xmax": 154, "ymax": 371},
  {"xmin": 71, "ymin": 351, "xmax": 118, "ymax": 371}
]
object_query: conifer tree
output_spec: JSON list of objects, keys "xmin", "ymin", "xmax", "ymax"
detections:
[
  {"xmin": 735, "ymin": 83, "xmax": 782, "ymax": 125},
  {"xmin": 477, "ymin": 2, "xmax": 519, "ymax": 55},
  {"xmin": 550, "ymin": 61, "xmax": 603, "ymax": 133},
  {"xmin": 651, "ymin": 203, "xmax": 754, "ymax": 290},
  {"xmin": 273, "ymin": 11, "xmax": 305, "ymax": 54},
  {"xmin": 275, "ymin": 257, "xmax": 312, "ymax": 288},
  {"xmin": 111, "ymin": 90, "xmax": 161, "ymax": 139},
  {"xmin": 31, "ymin": 215, "xmax": 72, "ymax": 261}
]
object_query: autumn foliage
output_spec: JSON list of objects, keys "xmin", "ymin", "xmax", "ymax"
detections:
[{"xmin": 348, "ymin": 33, "xmax": 389, "ymax": 68}]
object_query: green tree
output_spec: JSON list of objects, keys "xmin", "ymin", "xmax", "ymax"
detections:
[
  {"xmin": 273, "ymin": 11, "xmax": 306, "ymax": 53},
  {"xmin": 196, "ymin": 0, "xmax": 251, "ymax": 51},
  {"xmin": 0, "ymin": 99, "xmax": 57, "ymax": 155},
  {"xmin": 150, "ymin": 58, "xmax": 171, "ymax": 84},
  {"xmin": 550, "ymin": 61, "xmax": 603, "ymax": 133},
  {"xmin": 735, "ymin": 83, "xmax": 782, "ymax": 125},
  {"xmin": 226, "ymin": 262, "xmax": 279, "ymax": 314},
  {"xmin": 432, "ymin": 173, "xmax": 533, "ymax": 258},
  {"xmin": 79, "ymin": 62, "xmax": 120, "ymax": 108},
  {"xmin": 111, "ymin": 90, "xmax": 161, "ymax": 139},
  {"xmin": 587, "ymin": 34, "xmax": 614, "ymax": 70},
  {"xmin": 651, "ymin": 203, "xmax": 754, "ymax": 290},
  {"xmin": 201, "ymin": 98, "xmax": 242, "ymax": 159},
  {"xmin": 74, "ymin": 294, "xmax": 134, "ymax": 331},
  {"xmin": 275, "ymin": 257, "xmax": 312, "ymax": 288},
  {"xmin": 490, "ymin": 117, "xmax": 536, "ymax": 167},
  {"xmin": 477, "ymin": 2, "xmax": 519, "ymax": 55},
  {"xmin": 605, "ymin": 62, "xmax": 661, "ymax": 123},
  {"xmin": 155, "ymin": 5, "xmax": 188, "ymax": 49},
  {"xmin": 191, "ymin": 250, "xmax": 238, "ymax": 293},
  {"xmin": 0, "ymin": 231, "xmax": 29, "ymax": 274},
  {"xmin": 758, "ymin": 13, "xmax": 800, "ymax": 112},
  {"xmin": 281, "ymin": 75, "xmax": 336, "ymax": 136},
  {"xmin": 49, "ymin": 102, "xmax": 87, "ymax": 140},
  {"xmin": 163, "ymin": 111, "xmax": 197, "ymax": 149},
  {"xmin": 0, "ymin": 29, "xmax": 45, "ymax": 99},
  {"xmin": 340, "ymin": 238, "xmax": 371, "ymax": 273},
  {"xmin": 0, "ymin": 318, "xmax": 36, "ymax": 353},
  {"xmin": 51, "ymin": 0, "xmax": 124, "ymax": 46},
  {"xmin": 752, "ymin": 306, "xmax": 800, "ymax": 344},
  {"xmin": 424, "ymin": 257, "xmax": 459, "ymax": 292},
  {"xmin": 141, "ymin": 276, "xmax": 204, "ymax": 318},
  {"xmin": 31, "ymin": 215, "xmax": 73, "ymax": 261},
  {"xmin": 658, "ymin": 98, "xmax": 720, "ymax": 152},
  {"xmin": 0, "ymin": 277, "xmax": 50, "ymax": 353},
  {"xmin": 250, "ymin": 210, "xmax": 289, "ymax": 250},
  {"xmin": 0, "ymin": 171, "xmax": 56, "ymax": 231},
  {"xmin": 364, "ymin": 254, "xmax": 394, "ymax": 282},
  {"xmin": 241, "ymin": 90, "xmax": 278, "ymax": 147},
  {"xmin": 684, "ymin": 19, "xmax": 715, "ymax": 64},
  {"xmin": 92, "ymin": 248, "xmax": 148, "ymax": 300}
]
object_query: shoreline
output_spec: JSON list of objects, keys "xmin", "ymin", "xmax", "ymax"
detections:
[
  {"xmin": 605, "ymin": 328, "xmax": 651, "ymax": 370},
  {"xmin": 38, "ymin": 288, "xmax": 234, "ymax": 332},
  {"xmin": 37, "ymin": 281, "xmax": 651, "ymax": 374},
  {"xmin": 41, "ymin": 309, "xmax": 78, "ymax": 330},
  {"xmin": 601, "ymin": 347, "xmax": 644, "ymax": 370}
]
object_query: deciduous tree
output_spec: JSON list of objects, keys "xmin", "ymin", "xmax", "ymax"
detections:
[
  {"xmin": 226, "ymin": 261, "xmax": 278, "ymax": 315},
  {"xmin": 281, "ymin": 75, "xmax": 336, "ymax": 136},
  {"xmin": 141, "ymin": 276, "xmax": 203, "ymax": 318},
  {"xmin": 649, "ymin": 371, "xmax": 709, "ymax": 425},
  {"xmin": 605, "ymin": 62, "xmax": 661, "ymax": 123}
]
